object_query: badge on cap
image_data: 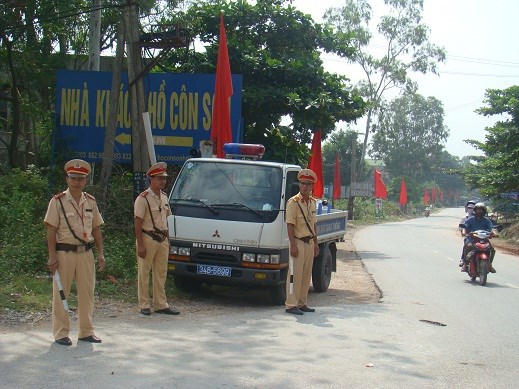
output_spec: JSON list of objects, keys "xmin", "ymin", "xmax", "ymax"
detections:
[
  {"xmin": 297, "ymin": 169, "xmax": 317, "ymax": 183},
  {"xmin": 147, "ymin": 162, "xmax": 168, "ymax": 177},
  {"xmin": 64, "ymin": 159, "xmax": 91, "ymax": 175}
]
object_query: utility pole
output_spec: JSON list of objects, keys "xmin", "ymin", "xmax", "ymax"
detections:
[
  {"xmin": 125, "ymin": 0, "xmax": 149, "ymax": 198},
  {"xmin": 348, "ymin": 136, "xmax": 356, "ymax": 220},
  {"xmin": 99, "ymin": 20, "xmax": 125, "ymax": 215},
  {"xmin": 88, "ymin": 0, "xmax": 102, "ymax": 71}
]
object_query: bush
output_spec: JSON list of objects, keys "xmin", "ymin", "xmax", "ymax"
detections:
[{"xmin": 0, "ymin": 167, "xmax": 49, "ymax": 275}]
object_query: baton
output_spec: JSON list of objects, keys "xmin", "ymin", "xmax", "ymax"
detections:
[
  {"xmin": 288, "ymin": 255, "xmax": 294, "ymax": 295},
  {"xmin": 53, "ymin": 271, "xmax": 69, "ymax": 311}
]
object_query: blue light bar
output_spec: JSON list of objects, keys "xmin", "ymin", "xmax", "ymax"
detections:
[{"xmin": 223, "ymin": 143, "xmax": 265, "ymax": 159}]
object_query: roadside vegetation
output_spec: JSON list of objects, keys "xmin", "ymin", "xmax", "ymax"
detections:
[{"xmin": 1, "ymin": 167, "xmax": 517, "ymax": 315}]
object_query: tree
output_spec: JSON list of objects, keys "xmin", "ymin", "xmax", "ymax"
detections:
[
  {"xmin": 0, "ymin": 0, "xmax": 125, "ymax": 169},
  {"xmin": 371, "ymin": 93, "xmax": 449, "ymax": 180},
  {"xmin": 162, "ymin": 0, "xmax": 366, "ymax": 163},
  {"xmin": 322, "ymin": 129, "xmax": 366, "ymax": 188},
  {"xmin": 323, "ymin": 0, "xmax": 445, "ymax": 172},
  {"xmin": 462, "ymin": 85, "xmax": 519, "ymax": 199}
]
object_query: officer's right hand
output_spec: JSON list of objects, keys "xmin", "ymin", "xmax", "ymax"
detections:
[
  {"xmin": 290, "ymin": 245, "xmax": 298, "ymax": 258},
  {"xmin": 47, "ymin": 259, "xmax": 59, "ymax": 274},
  {"xmin": 137, "ymin": 245, "xmax": 146, "ymax": 259}
]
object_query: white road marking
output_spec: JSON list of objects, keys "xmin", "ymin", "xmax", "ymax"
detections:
[{"xmin": 505, "ymin": 283, "xmax": 518, "ymax": 289}]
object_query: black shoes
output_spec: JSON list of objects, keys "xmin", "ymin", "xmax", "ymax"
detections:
[
  {"xmin": 490, "ymin": 266, "xmax": 497, "ymax": 273},
  {"xmin": 141, "ymin": 307, "xmax": 180, "ymax": 315},
  {"xmin": 299, "ymin": 305, "xmax": 316, "ymax": 313},
  {"xmin": 55, "ymin": 337, "xmax": 72, "ymax": 346},
  {"xmin": 155, "ymin": 307, "xmax": 180, "ymax": 315},
  {"xmin": 78, "ymin": 335, "xmax": 102, "ymax": 343},
  {"xmin": 285, "ymin": 307, "xmax": 304, "ymax": 315}
]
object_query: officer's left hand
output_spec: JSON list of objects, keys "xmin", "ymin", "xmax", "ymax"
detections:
[
  {"xmin": 98, "ymin": 255, "xmax": 106, "ymax": 271},
  {"xmin": 313, "ymin": 244, "xmax": 319, "ymax": 257}
]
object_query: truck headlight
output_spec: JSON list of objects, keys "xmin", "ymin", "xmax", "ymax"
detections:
[
  {"xmin": 178, "ymin": 247, "xmax": 190, "ymax": 256},
  {"xmin": 256, "ymin": 254, "xmax": 270, "ymax": 263},
  {"xmin": 242, "ymin": 253, "xmax": 256, "ymax": 262},
  {"xmin": 170, "ymin": 246, "xmax": 178, "ymax": 255},
  {"xmin": 270, "ymin": 254, "xmax": 280, "ymax": 264}
]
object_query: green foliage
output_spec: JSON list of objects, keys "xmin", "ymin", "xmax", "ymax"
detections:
[
  {"xmin": 0, "ymin": 274, "xmax": 52, "ymax": 312},
  {"xmin": 371, "ymin": 93, "xmax": 449, "ymax": 180},
  {"xmin": 0, "ymin": 167, "xmax": 49, "ymax": 275},
  {"xmin": 322, "ymin": 129, "xmax": 369, "ymax": 186},
  {"xmin": 462, "ymin": 86, "xmax": 519, "ymax": 199},
  {"xmin": 163, "ymin": 0, "xmax": 366, "ymax": 149}
]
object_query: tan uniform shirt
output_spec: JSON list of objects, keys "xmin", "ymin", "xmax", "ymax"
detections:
[
  {"xmin": 44, "ymin": 189, "xmax": 103, "ymax": 243},
  {"xmin": 285, "ymin": 192, "xmax": 317, "ymax": 238},
  {"xmin": 134, "ymin": 188, "xmax": 171, "ymax": 231}
]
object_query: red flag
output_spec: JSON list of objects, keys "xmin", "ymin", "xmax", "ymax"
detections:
[
  {"xmin": 423, "ymin": 189, "xmax": 429, "ymax": 205},
  {"xmin": 333, "ymin": 154, "xmax": 341, "ymax": 200},
  {"xmin": 374, "ymin": 169, "xmax": 387, "ymax": 199},
  {"xmin": 307, "ymin": 130, "xmax": 324, "ymax": 198},
  {"xmin": 399, "ymin": 178, "xmax": 407, "ymax": 206},
  {"xmin": 431, "ymin": 187, "xmax": 437, "ymax": 203},
  {"xmin": 211, "ymin": 13, "xmax": 233, "ymax": 158}
]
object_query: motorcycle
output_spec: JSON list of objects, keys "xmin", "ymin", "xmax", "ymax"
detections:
[
  {"xmin": 465, "ymin": 230, "xmax": 493, "ymax": 286},
  {"xmin": 424, "ymin": 208, "xmax": 430, "ymax": 217}
]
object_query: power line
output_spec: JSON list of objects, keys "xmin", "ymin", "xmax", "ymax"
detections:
[
  {"xmin": 439, "ymin": 70, "xmax": 519, "ymax": 78},
  {"xmin": 3, "ymin": 3, "xmax": 126, "ymax": 33}
]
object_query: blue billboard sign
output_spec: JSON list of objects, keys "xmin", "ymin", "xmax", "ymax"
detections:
[{"xmin": 55, "ymin": 70, "xmax": 243, "ymax": 165}]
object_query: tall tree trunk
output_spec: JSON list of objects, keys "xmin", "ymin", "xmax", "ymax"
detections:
[{"xmin": 3, "ymin": 36, "xmax": 22, "ymax": 168}]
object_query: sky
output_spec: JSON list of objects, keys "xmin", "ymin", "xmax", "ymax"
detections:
[{"xmin": 290, "ymin": 0, "xmax": 519, "ymax": 158}]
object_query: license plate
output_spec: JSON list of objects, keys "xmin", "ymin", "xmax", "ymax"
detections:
[{"xmin": 196, "ymin": 264, "xmax": 232, "ymax": 277}]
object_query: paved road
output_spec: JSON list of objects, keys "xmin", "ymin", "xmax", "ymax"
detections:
[{"xmin": 1, "ymin": 208, "xmax": 517, "ymax": 388}]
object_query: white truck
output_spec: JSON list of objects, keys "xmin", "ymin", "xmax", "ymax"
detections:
[{"xmin": 167, "ymin": 148, "xmax": 348, "ymax": 305}]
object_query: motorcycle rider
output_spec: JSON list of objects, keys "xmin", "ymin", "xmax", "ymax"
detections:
[
  {"xmin": 461, "ymin": 202, "xmax": 496, "ymax": 273},
  {"xmin": 458, "ymin": 200, "xmax": 477, "ymax": 267},
  {"xmin": 459, "ymin": 200, "xmax": 476, "ymax": 235}
]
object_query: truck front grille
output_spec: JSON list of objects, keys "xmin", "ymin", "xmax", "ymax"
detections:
[{"xmin": 192, "ymin": 252, "xmax": 239, "ymax": 264}]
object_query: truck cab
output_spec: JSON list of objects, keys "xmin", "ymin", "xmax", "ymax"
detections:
[{"xmin": 167, "ymin": 152, "xmax": 347, "ymax": 304}]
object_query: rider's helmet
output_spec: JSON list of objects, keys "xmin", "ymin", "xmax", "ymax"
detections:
[
  {"xmin": 473, "ymin": 202, "xmax": 487, "ymax": 215},
  {"xmin": 465, "ymin": 200, "xmax": 476, "ymax": 211}
]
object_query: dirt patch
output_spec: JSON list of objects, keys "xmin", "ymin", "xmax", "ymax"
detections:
[{"xmin": 0, "ymin": 225, "xmax": 380, "ymax": 333}]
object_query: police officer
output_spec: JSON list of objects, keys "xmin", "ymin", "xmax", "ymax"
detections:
[
  {"xmin": 285, "ymin": 169, "xmax": 320, "ymax": 315},
  {"xmin": 134, "ymin": 162, "xmax": 179, "ymax": 316},
  {"xmin": 44, "ymin": 159, "xmax": 106, "ymax": 346}
]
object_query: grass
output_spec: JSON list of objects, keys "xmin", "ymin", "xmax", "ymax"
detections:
[{"xmin": 0, "ymin": 274, "xmax": 140, "ymax": 313}]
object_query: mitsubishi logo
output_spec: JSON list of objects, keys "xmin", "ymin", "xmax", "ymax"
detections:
[{"xmin": 212, "ymin": 229, "xmax": 220, "ymax": 238}]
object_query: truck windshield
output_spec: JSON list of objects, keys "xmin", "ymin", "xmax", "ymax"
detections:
[{"xmin": 170, "ymin": 160, "xmax": 282, "ymax": 212}]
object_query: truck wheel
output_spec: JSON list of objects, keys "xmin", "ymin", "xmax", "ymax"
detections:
[
  {"xmin": 312, "ymin": 244, "xmax": 332, "ymax": 292},
  {"xmin": 173, "ymin": 275, "xmax": 203, "ymax": 292},
  {"xmin": 269, "ymin": 283, "xmax": 286, "ymax": 306}
]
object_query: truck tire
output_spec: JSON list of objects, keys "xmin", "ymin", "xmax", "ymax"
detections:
[
  {"xmin": 312, "ymin": 243, "xmax": 332, "ymax": 292},
  {"xmin": 269, "ymin": 283, "xmax": 286, "ymax": 306},
  {"xmin": 173, "ymin": 275, "xmax": 203, "ymax": 292}
]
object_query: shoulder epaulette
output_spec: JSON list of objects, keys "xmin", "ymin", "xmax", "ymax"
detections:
[
  {"xmin": 310, "ymin": 196, "xmax": 317, "ymax": 201},
  {"xmin": 53, "ymin": 192, "xmax": 66, "ymax": 199},
  {"xmin": 140, "ymin": 190, "xmax": 149, "ymax": 197},
  {"xmin": 160, "ymin": 190, "xmax": 167, "ymax": 195},
  {"xmin": 85, "ymin": 192, "xmax": 96, "ymax": 201}
]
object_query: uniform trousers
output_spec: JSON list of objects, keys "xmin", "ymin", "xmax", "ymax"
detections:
[
  {"xmin": 137, "ymin": 234, "xmax": 169, "ymax": 310},
  {"xmin": 285, "ymin": 239, "xmax": 315, "ymax": 309},
  {"xmin": 53, "ymin": 250, "xmax": 95, "ymax": 340}
]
